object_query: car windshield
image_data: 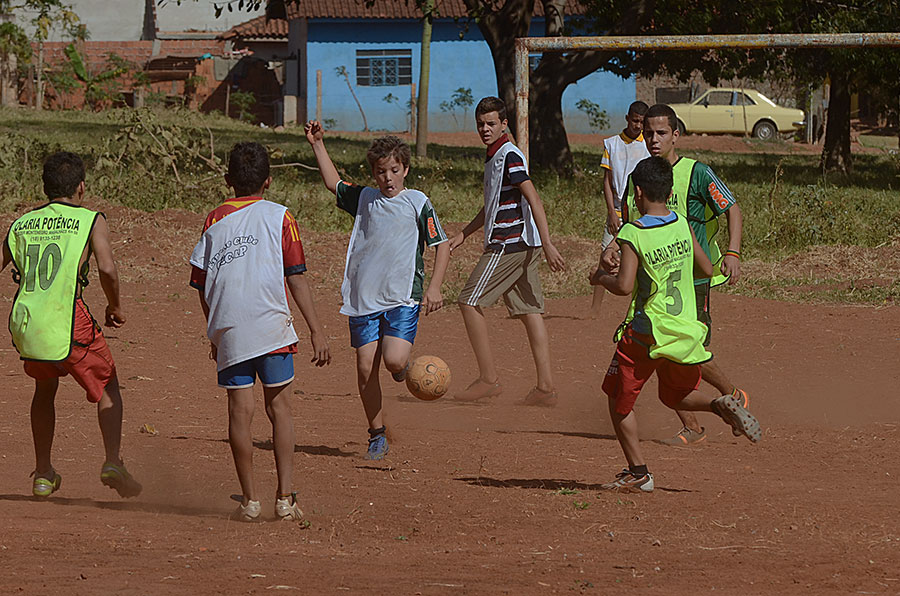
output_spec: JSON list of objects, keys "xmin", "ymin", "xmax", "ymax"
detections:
[{"xmin": 755, "ymin": 92, "xmax": 778, "ymax": 107}]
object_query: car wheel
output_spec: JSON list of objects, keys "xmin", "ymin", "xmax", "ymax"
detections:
[
  {"xmin": 752, "ymin": 120, "xmax": 776, "ymax": 140},
  {"xmin": 677, "ymin": 119, "xmax": 686, "ymax": 136}
]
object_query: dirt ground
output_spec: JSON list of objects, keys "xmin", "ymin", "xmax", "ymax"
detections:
[{"xmin": 0, "ymin": 202, "xmax": 898, "ymax": 595}]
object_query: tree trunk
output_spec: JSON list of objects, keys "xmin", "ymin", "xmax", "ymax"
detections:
[
  {"xmin": 415, "ymin": 0, "xmax": 433, "ymax": 158},
  {"xmin": 35, "ymin": 41, "xmax": 44, "ymax": 110},
  {"xmin": 821, "ymin": 71, "xmax": 852, "ymax": 174}
]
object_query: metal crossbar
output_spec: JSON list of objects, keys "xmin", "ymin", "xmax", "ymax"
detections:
[{"xmin": 514, "ymin": 32, "xmax": 900, "ymax": 162}]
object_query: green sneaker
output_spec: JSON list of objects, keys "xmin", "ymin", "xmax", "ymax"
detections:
[
  {"xmin": 32, "ymin": 470, "xmax": 61, "ymax": 498},
  {"xmin": 100, "ymin": 462, "xmax": 142, "ymax": 498}
]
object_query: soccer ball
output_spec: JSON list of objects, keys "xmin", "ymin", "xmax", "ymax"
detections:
[{"xmin": 405, "ymin": 355, "xmax": 451, "ymax": 401}]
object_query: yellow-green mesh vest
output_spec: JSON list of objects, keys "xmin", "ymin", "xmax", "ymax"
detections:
[
  {"xmin": 624, "ymin": 158, "xmax": 727, "ymax": 286},
  {"xmin": 615, "ymin": 215, "xmax": 711, "ymax": 364},
  {"xmin": 7, "ymin": 203, "xmax": 98, "ymax": 361}
]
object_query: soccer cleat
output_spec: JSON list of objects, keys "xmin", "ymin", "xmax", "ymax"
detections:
[
  {"xmin": 520, "ymin": 387, "xmax": 558, "ymax": 407},
  {"xmin": 600, "ymin": 469, "xmax": 655, "ymax": 493},
  {"xmin": 391, "ymin": 362, "xmax": 409, "ymax": 383},
  {"xmin": 100, "ymin": 462, "xmax": 143, "ymax": 498},
  {"xmin": 730, "ymin": 389, "xmax": 750, "ymax": 436},
  {"xmin": 231, "ymin": 499, "xmax": 261, "ymax": 522},
  {"xmin": 365, "ymin": 432, "xmax": 389, "ymax": 461},
  {"xmin": 712, "ymin": 394, "xmax": 762, "ymax": 443},
  {"xmin": 453, "ymin": 378, "xmax": 502, "ymax": 403},
  {"xmin": 660, "ymin": 426, "xmax": 707, "ymax": 446},
  {"xmin": 275, "ymin": 492, "xmax": 304, "ymax": 521},
  {"xmin": 32, "ymin": 470, "xmax": 62, "ymax": 498}
]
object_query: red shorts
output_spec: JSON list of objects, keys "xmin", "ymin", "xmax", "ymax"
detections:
[
  {"xmin": 23, "ymin": 299, "xmax": 117, "ymax": 403},
  {"xmin": 602, "ymin": 329, "xmax": 701, "ymax": 416}
]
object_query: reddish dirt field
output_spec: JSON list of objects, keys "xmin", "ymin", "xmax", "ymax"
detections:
[{"xmin": 1, "ymin": 202, "xmax": 898, "ymax": 595}]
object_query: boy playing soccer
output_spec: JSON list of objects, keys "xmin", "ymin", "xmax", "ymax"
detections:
[
  {"xmin": 591, "ymin": 156, "xmax": 761, "ymax": 492},
  {"xmin": 2, "ymin": 151, "xmax": 141, "ymax": 499},
  {"xmin": 602, "ymin": 103, "xmax": 750, "ymax": 446},
  {"xmin": 451, "ymin": 96, "xmax": 566, "ymax": 406},
  {"xmin": 305, "ymin": 122, "xmax": 450, "ymax": 461},
  {"xmin": 589, "ymin": 101, "xmax": 650, "ymax": 319},
  {"xmin": 190, "ymin": 142, "xmax": 331, "ymax": 522}
]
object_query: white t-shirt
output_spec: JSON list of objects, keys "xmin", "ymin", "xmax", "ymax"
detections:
[
  {"xmin": 335, "ymin": 182, "xmax": 448, "ymax": 317},
  {"xmin": 190, "ymin": 200, "xmax": 299, "ymax": 371},
  {"xmin": 601, "ymin": 131, "xmax": 651, "ymax": 210}
]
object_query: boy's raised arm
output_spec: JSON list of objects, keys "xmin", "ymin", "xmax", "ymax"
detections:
[
  {"xmin": 304, "ymin": 120, "xmax": 341, "ymax": 194},
  {"xmin": 90, "ymin": 215, "xmax": 125, "ymax": 328},
  {"xmin": 286, "ymin": 273, "xmax": 331, "ymax": 366},
  {"xmin": 517, "ymin": 180, "xmax": 566, "ymax": 272}
]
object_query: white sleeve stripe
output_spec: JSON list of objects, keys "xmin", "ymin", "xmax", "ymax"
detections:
[{"xmin": 508, "ymin": 165, "xmax": 527, "ymax": 173}]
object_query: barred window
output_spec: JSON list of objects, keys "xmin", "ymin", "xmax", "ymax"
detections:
[{"xmin": 356, "ymin": 49, "xmax": 413, "ymax": 86}]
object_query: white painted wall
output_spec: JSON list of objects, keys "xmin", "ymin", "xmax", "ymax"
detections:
[{"xmin": 12, "ymin": 0, "xmax": 263, "ymax": 41}]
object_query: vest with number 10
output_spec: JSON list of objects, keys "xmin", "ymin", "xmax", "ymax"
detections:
[
  {"xmin": 624, "ymin": 158, "xmax": 728, "ymax": 286},
  {"xmin": 7, "ymin": 203, "xmax": 98, "ymax": 361}
]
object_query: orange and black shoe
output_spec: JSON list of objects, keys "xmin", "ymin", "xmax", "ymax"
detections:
[
  {"xmin": 659, "ymin": 426, "xmax": 707, "ymax": 446},
  {"xmin": 730, "ymin": 389, "xmax": 750, "ymax": 436}
]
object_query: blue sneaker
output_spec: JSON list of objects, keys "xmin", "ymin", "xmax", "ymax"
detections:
[{"xmin": 365, "ymin": 431, "xmax": 389, "ymax": 460}]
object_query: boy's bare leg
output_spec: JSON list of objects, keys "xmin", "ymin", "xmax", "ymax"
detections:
[
  {"xmin": 227, "ymin": 387, "xmax": 257, "ymax": 504},
  {"xmin": 31, "ymin": 378, "xmax": 59, "ymax": 477},
  {"xmin": 459, "ymin": 304, "xmax": 499, "ymax": 384},
  {"xmin": 520, "ymin": 313, "xmax": 554, "ymax": 393},
  {"xmin": 356, "ymin": 341, "xmax": 384, "ymax": 431},
  {"xmin": 675, "ymin": 409, "xmax": 703, "ymax": 433},
  {"xmin": 588, "ymin": 286, "xmax": 606, "ymax": 319},
  {"xmin": 700, "ymin": 361, "xmax": 735, "ymax": 395},
  {"xmin": 608, "ymin": 396, "xmax": 643, "ymax": 468},
  {"xmin": 263, "ymin": 382, "xmax": 294, "ymax": 497},
  {"xmin": 381, "ymin": 336, "xmax": 412, "ymax": 378},
  {"xmin": 97, "ymin": 377, "xmax": 124, "ymax": 465}
]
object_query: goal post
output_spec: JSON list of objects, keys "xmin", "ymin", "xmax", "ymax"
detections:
[{"xmin": 514, "ymin": 32, "xmax": 900, "ymax": 162}]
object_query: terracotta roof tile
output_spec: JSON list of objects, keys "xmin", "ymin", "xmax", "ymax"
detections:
[
  {"xmin": 285, "ymin": 0, "xmax": 584, "ymax": 20},
  {"xmin": 219, "ymin": 15, "xmax": 289, "ymax": 40}
]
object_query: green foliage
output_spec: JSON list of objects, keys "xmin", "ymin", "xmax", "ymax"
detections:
[
  {"xmin": 59, "ymin": 46, "xmax": 130, "ymax": 109},
  {"xmin": 1, "ymin": 108, "xmax": 897, "ymax": 304},
  {"xmin": 229, "ymin": 89, "xmax": 256, "ymax": 122},
  {"xmin": 0, "ymin": 22, "xmax": 32, "ymax": 63},
  {"xmin": 575, "ymin": 98, "xmax": 609, "ymax": 132},
  {"xmin": 439, "ymin": 87, "xmax": 474, "ymax": 129}
]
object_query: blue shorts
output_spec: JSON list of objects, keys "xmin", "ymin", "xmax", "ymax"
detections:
[
  {"xmin": 217, "ymin": 353, "xmax": 294, "ymax": 389},
  {"xmin": 348, "ymin": 305, "xmax": 420, "ymax": 349}
]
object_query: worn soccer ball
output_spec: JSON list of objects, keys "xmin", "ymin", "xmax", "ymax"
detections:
[{"xmin": 405, "ymin": 355, "xmax": 451, "ymax": 401}]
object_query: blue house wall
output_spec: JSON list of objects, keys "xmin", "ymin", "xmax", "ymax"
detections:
[{"xmin": 305, "ymin": 19, "xmax": 636, "ymax": 135}]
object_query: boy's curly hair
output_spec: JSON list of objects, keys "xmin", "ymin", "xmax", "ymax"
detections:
[
  {"xmin": 366, "ymin": 136, "xmax": 411, "ymax": 170},
  {"xmin": 227, "ymin": 142, "xmax": 270, "ymax": 197},
  {"xmin": 43, "ymin": 152, "xmax": 85, "ymax": 199}
]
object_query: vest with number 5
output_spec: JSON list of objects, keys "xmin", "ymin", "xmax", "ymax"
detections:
[
  {"xmin": 7, "ymin": 203, "xmax": 98, "ymax": 361},
  {"xmin": 615, "ymin": 214, "xmax": 711, "ymax": 365}
]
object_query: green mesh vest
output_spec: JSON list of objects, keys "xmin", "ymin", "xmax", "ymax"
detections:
[
  {"xmin": 615, "ymin": 215, "xmax": 711, "ymax": 364},
  {"xmin": 624, "ymin": 158, "xmax": 728, "ymax": 286},
  {"xmin": 7, "ymin": 203, "xmax": 98, "ymax": 361}
]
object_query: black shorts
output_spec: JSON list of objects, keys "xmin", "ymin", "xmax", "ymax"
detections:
[{"xmin": 695, "ymin": 281, "xmax": 711, "ymax": 347}]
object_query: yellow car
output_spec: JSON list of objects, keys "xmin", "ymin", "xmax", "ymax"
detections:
[{"xmin": 670, "ymin": 88, "xmax": 805, "ymax": 140}]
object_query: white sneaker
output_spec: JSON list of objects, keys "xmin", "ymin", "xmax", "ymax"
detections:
[
  {"xmin": 275, "ymin": 493, "xmax": 304, "ymax": 521},
  {"xmin": 232, "ymin": 499, "xmax": 261, "ymax": 522}
]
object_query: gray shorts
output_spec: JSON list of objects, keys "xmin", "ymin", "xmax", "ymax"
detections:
[{"xmin": 457, "ymin": 246, "xmax": 544, "ymax": 316}]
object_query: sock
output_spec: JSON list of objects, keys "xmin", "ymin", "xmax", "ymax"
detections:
[
  {"xmin": 630, "ymin": 464, "xmax": 649, "ymax": 477},
  {"xmin": 368, "ymin": 425, "xmax": 386, "ymax": 438}
]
